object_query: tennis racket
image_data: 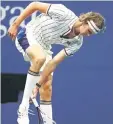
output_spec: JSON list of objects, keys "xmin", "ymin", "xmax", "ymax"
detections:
[{"xmin": 32, "ymin": 98, "xmax": 56, "ymax": 124}]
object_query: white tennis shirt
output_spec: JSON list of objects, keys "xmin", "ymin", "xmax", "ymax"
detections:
[{"xmin": 25, "ymin": 3, "xmax": 83, "ymax": 56}]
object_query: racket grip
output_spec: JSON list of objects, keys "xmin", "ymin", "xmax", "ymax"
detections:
[{"xmin": 32, "ymin": 98, "xmax": 39, "ymax": 107}]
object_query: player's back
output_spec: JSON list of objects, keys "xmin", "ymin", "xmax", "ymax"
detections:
[{"xmin": 26, "ymin": 4, "xmax": 78, "ymax": 45}]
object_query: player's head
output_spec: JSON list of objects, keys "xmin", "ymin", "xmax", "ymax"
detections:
[{"xmin": 78, "ymin": 12, "xmax": 106, "ymax": 36}]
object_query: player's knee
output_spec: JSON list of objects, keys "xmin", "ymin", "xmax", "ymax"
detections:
[
  {"xmin": 40, "ymin": 81, "xmax": 52, "ymax": 96},
  {"xmin": 34, "ymin": 56, "xmax": 46, "ymax": 66},
  {"xmin": 43, "ymin": 82, "xmax": 52, "ymax": 91},
  {"xmin": 30, "ymin": 56, "xmax": 46, "ymax": 72}
]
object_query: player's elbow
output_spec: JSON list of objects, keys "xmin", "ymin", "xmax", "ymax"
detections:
[
  {"xmin": 28, "ymin": 2, "xmax": 38, "ymax": 11},
  {"xmin": 29, "ymin": 2, "xmax": 50, "ymax": 13}
]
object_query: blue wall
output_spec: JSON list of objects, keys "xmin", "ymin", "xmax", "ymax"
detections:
[{"xmin": 1, "ymin": 1, "xmax": 113, "ymax": 124}]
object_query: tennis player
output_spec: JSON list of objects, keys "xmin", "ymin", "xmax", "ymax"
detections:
[{"xmin": 8, "ymin": 2, "xmax": 106, "ymax": 124}]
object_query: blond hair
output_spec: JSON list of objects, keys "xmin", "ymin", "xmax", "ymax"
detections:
[{"xmin": 79, "ymin": 12, "xmax": 105, "ymax": 29}]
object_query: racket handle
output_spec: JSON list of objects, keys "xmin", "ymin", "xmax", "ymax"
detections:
[{"xmin": 32, "ymin": 98, "xmax": 39, "ymax": 107}]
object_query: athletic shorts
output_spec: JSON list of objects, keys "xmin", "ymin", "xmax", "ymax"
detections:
[{"xmin": 15, "ymin": 27, "xmax": 53, "ymax": 72}]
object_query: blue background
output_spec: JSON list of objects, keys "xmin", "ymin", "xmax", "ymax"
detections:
[{"xmin": 1, "ymin": 1, "xmax": 113, "ymax": 124}]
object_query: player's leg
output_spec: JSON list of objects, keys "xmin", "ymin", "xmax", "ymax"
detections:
[
  {"xmin": 39, "ymin": 74, "xmax": 53, "ymax": 124},
  {"xmin": 19, "ymin": 44, "xmax": 46, "ymax": 107},
  {"xmin": 30, "ymin": 74, "xmax": 53, "ymax": 124},
  {"xmin": 39, "ymin": 51, "xmax": 53, "ymax": 123},
  {"xmin": 18, "ymin": 45, "xmax": 46, "ymax": 124},
  {"xmin": 30, "ymin": 50, "xmax": 53, "ymax": 123},
  {"xmin": 16, "ymin": 28, "xmax": 46, "ymax": 124}
]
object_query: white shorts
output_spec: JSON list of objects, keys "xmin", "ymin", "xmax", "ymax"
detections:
[{"xmin": 15, "ymin": 27, "xmax": 53, "ymax": 74}]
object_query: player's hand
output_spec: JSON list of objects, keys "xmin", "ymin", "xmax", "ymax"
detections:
[
  {"xmin": 29, "ymin": 86, "xmax": 39, "ymax": 103},
  {"xmin": 8, "ymin": 24, "xmax": 18, "ymax": 41}
]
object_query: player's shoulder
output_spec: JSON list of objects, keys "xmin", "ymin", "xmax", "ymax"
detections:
[{"xmin": 53, "ymin": 3, "xmax": 76, "ymax": 17}]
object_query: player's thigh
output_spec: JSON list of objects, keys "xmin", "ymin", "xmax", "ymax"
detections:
[
  {"xmin": 26, "ymin": 44, "xmax": 46, "ymax": 62},
  {"xmin": 15, "ymin": 27, "xmax": 46, "ymax": 63}
]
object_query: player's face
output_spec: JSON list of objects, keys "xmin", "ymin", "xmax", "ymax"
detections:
[{"xmin": 79, "ymin": 23, "xmax": 94, "ymax": 36}]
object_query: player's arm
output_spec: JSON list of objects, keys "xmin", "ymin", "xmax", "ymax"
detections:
[
  {"xmin": 38, "ymin": 49, "xmax": 67, "ymax": 85},
  {"xmin": 11, "ymin": 2, "xmax": 50, "ymax": 27},
  {"xmin": 8, "ymin": 2, "xmax": 50, "ymax": 40},
  {"xmin": 39, "ymin": 39, "xmax": 84, "ymax": 84}
]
